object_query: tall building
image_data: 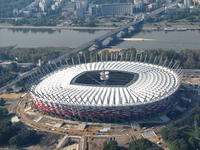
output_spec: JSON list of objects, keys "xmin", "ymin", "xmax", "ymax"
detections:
[
  {"xmin": 63, "ymin": 2, "xmax": 75, "ymax": 13},
  {"xmin": 38, "ymin": 0, "xmax": 51, "ymax": 12},
  {"xmin": 100, "ymin": 3, "xmax": 133, "ymax": 16},
  {"xmin": 76, "ymin": 8, "xmax": 84, "ymax": 18},
  {"xmin": 88, "ymin": 4, "xmax": 101, "ymax": 16},
  {"xmin": 75, "ymin": 0, "xmax": 88, "ymax": 18},
  {"xmin": 193, "ymin": 0, "xmax": 200, "ymax": 6},
  {"xmin": 184, "ymin": 0, "xmax": 191, "ymax": 8},
  {"xmin": 134, "ymin": 0, "xmax": 144, "ymax": 9},
  {"xmin": 75, "ymin": 0, "xmax": 88, "ymax": 10}
]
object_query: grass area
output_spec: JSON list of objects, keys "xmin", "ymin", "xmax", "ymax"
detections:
[
  {"xmin": 183, "ymin": 128, "xmax": 195, "ymax": 137},
  {"xmin": 0, "ymin": 46, "xmax": 73, "ymax": 89},
  {"xmin": 183, "ymin": 78, "xmax": 200, "ymax": 85},
  {"xmin": 96, "ymin": 24, "xmax": 115, "ymax": 27},
  {"xmin": 0, "ymin": 46, "xmax": 73, "ymax": 63},
  {"xmin": 176, "ymin": 18, "xmax": 189, "ymax": 22}
]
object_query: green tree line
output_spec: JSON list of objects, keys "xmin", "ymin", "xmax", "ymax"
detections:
[
  {"xmin": 0, "ymin": 65, "xmax": 17, "ymax": 87},
  {"xmin": 0, "ymin": 0, "xmax": 34, "ymax": 18},
  {"xmin": 103, "ymin": 138, "xmax": 162, "ymax": 150},
  {"xmin": 90, "ymin": 0, "xmax": 134, "ymax": 4},
  {"xmin": 161, "ymin": 106, "xmax": 200, "ymax": 150},
  {"xmin": 0, "ymin": 47, "xmax": 72, "ymax": 63},
  {"xmin": 81, "ymin": 48, "xmax": 200, "ymax": 69},
  {"xmin": 0, "ymin": 107, "xmax": 41, "ymax": 147}
]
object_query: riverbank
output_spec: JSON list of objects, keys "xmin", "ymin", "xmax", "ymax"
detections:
[
  {"xmin": 1, "ymin": 22, "xmax": 200, "ymax": 50},
  {"xmin": 1, "ymin": 23, "xmax": 200, "ymax": 32},
  {"xmin": 142, "ymin": 22, "xmax": 200, "ymax": 31},
  {"xmin": 0, "ymin": 25, "xmax": 115, "ymax": 30},
  {"xmin": 122, "ymin": 38, "xmax": 155, "ymax": 41},
  {"xmin": 0, "ymin": 28, "xmax": 107, "ymax": 48},
  {"xmin": 113, "ymin": 30, "xmax": 200, "ymax": 50}
]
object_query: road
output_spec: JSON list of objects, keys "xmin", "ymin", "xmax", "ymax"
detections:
[
  {"xmin": 0, "ymin": 68, "xmax": 38, "ymax": 93},
  {"xmin": 16, "ymin": 95, "xmax": 66, "ymax": 135}
]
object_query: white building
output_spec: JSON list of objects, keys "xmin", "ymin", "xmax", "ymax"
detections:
[
  {"xmin": 88, "ymin": 3, "xmax": 134, "ymax": 16},
  {"xmin": 134, "ymin": 0, "xmax": 144, "ymax": 10},
  {"xmin": 39, "ymin": 0, "xmax": 51, "ymax": 12},
  {"xmin": 100, "ymin": 3, "xmax": 133, "ymax": 16},
  {"xmin": 184, "ymin": 0, "xmax": 191, "ymax": 8}
]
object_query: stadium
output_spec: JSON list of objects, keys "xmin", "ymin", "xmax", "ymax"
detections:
[{"xmin": 30, "ymin": 54, "xmax": 183, "ymax": 122}]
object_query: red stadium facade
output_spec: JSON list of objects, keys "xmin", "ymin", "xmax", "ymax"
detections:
[{"xmin": 30, "ymin": 60, "xmax": 182, "ymax": 122}]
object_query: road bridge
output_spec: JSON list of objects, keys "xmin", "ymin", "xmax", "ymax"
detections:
[
  {"xmin": 0, "ymin": 6, "xmax": 167, "ymax": 93},
  {"xmin": 52, "ymin": 18, "xmax": 144, "ymax": 64},
  {"xmin": 147, "ymin": 7, "xmax": 165, "ymax": 17}
]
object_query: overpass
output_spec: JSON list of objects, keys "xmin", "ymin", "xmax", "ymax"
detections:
[
  {"xmin": 52, "ymin": 6, "xmax": 167, "ymax": 64},
  {"xmin": 0, "ymin": 6, "xmax": 167, "ymax": 93},
  {"xmin": 0, "ymin": 18, "xmax": 143, "ymax": 93},
  {"xmin": 147, "ymin": 7, "xmax": 165, "ymax": 17},
  {"xmin": 52, "ymin": 18, "xmax": 144, "ymax": 64},
  {"xmin": 0, "ymin": 68, "xmax": 38, "ymax": 93}
]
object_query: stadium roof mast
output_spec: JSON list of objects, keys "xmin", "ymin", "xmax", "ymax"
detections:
[
  {"xmin": 26, "ymin": 51, "xmax": 183, "ymax": 91},
  {"xmin": 28, "ymin": 52, "xmax": 183, "ymax": 123},
  {"xmin": 100, "ymin": 61, "xmax": 109, "ymax": 85}
]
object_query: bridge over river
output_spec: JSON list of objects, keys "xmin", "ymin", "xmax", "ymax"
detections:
[{"xmin": 0, "ymin": 6, "xmax": 166, "ymax": 93}]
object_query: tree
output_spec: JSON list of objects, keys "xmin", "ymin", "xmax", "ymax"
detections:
[
  {"xmin": 194, "ymin": 119, "xmax": 200, "ymax": 138},
  {"xmin": 168, "ymin": 139, "xmax": 189, "ymax": 150},
  {"xmin": 7, "ymin": 63, "xmax": 19, "ymax": 72},
  {"xmin": 103, "ymin": 140, "xmax": 119, "ymax": 150},
  {"xmin": 0, "ymin": 98, "xmax": 6, "ymax": 106},
  {"xmin": 188, "ymin": 137, "xmax": 197, "ymax": 149},
  {"xmin": 0, "ymin": 120, "xmax": 13, "ymax": 145},
  {"xmin": 9, "ymin": 129, "xmax": 40, "ymax": 146},
  {"xmin": 194, "ymin": 114, "xmax": 200, "ymax": 126},
  {"xmin": 0, "ymin": 107, "xmax": 8, "ymax": 119},
  {"xmin": 160, "ymin": 125, "xmax": 179, "ymax": 142},
  {"xmin": 128, "ymin": 139, "xmax": 162, "ymax": 150},
  {"xmin": 9, "ymin": 135, "xmax": 21, "ymax": 146}
]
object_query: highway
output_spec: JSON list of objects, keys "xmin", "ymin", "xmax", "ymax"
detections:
[{"xmin": 0, "ymin": 68, "xmax": 38, "ymax": 93}]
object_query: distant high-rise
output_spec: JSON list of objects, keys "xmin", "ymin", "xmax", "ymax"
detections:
[
  {"xmin": 88, "ymin": 3, "xmax": 133, "ymax": 16},
  {"xmin": 75, "ymin": 0, "xmax": 88, "ymax": 18},
  {"xmin": 100, "ymin": 3, "xmax": 133, "ymax": 16},
  {"xmin": 134, "ymin": 0, "xmax": 144, "ymax": 7},
  {"xmin": 193, "ymin": 0, "xmax": 200, "ymax": 6},
  {"xmin": 184, "ymin": 0, "xmax": 191, "ymax": 8},
  {"xmin": 89, "ymin": 4, "xmax": 101, "ymax": 16},
  {"xmin": 75, "ymin": 0, "xmax": 88, "ymax": 10}
]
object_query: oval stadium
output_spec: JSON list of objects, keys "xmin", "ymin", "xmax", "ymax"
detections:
[{"xmin": 30, "ymin": 60, "xmax": 182, "ymax": 122}]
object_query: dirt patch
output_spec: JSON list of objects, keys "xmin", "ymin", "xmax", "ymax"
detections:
[
  {"xmin": 115, "ymin": 136, "xmax": 130, "ymax": 148},
  {"xmin": 0, "ymin": 132, "xmax": 62, "ymax": 150},
  {"xmin": 0, "ymin": 93, "xmax": 23, "ymax": 99},
  {"xmin": 6, "ymin": 99, "xmax": 19, "ymax": 114},
  {"xmin": 87, "ymin": 135, "xmax": 130, "ymax": 150},
  {"xmin": 183, "ymin": 78, "xmax": 200, "ymax": 85},
  {"xmin": 88, "ymin": 137, "xmax": 108, "ymax": 150},
  {"xmin": 27, "ymin": 132, "xmax": 63, "ymax": 150}
]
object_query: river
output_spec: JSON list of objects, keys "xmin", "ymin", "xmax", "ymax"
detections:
[
  {"xmin": 0, "ymin": 28, "xmax": 107, "ymax": 48},
  {"xmin": 0, "ymin": 28, "xmax": 200, "ymax": 50},
  {"xmin": 113, "ymin": 30, "xmax": 200, "ymax": 50}
]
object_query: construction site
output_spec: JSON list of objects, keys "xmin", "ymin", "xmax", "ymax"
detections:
[
  {"xmin": 10, "ymin": 92, "xmax": 170, "ymax": 150},
  {"xmin": 0, "ymin": 69, "xmax": 198, "ymax": 150}
]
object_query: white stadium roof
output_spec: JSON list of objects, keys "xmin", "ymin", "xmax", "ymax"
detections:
[{"xmin": 30, "ymin": 61, "xmax": 182, "ymax": 107}]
